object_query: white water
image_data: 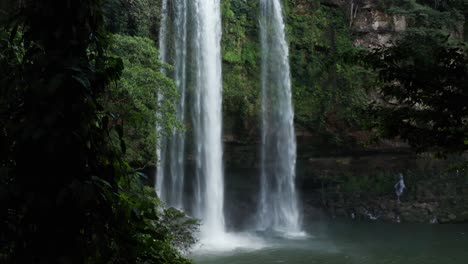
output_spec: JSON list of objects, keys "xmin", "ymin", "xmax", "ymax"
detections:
[
  {"xmin": 191, "ymin": 0, "xmax": 225, "ymax": 239},
  {"xmin": 258, "ymin": 0, "xmax": 302, "ymax": 234},
  {"xmin": 156, "ymin": 0, "xmax": 188, "ymax": 210},
  {"xmin": 158, "ymin": 0, "xmax": 301, "ymax": 250},
  {"xmin": 158, "ymin": 0, "xmax": 229, "ymax": 246},
  {"xmin": 155, "ymin": 0, "xmax": 168, "ymax": 200}
]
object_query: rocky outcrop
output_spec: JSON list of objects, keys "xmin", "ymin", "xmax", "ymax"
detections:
[
  {"xmin": 332, "ymin": 0, "xmax": 407, "ymax": 48},
  {"xmin": 352, "ymin": 8, "xmax": 406, "ymax": 48}
]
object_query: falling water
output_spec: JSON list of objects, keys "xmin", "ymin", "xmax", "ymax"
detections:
[
  {"xmin": 155, "ymin": 0, "xmax": 167, "ymax": 200},
  {"xmin": 157, "ymin": 0, "xmax": 226, "ymax": 241},
  {"xmin": 156, "ymin": 0, "xmax": 188, "ymax": 210},
  {"xmin": 192, "ymin": 0, "xmax": 226, "ymax": 238},
  {"xmin": 258, "ymin": 0, "xmax": 301, "ymax": 233}
]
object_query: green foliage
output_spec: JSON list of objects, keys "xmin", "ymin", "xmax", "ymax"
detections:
[
  {"xmin": 107, "ymin": 173, "xmax": 198, "ymax": 263},
  {"xmin": 0, "ymin": 1, "xmax": 196, "ymax": 263},
  {"xmin": 220, "ymin": 0, "xmax": 466, "ymax": 153},
  {"xmin": 101, "ymin": 0, "xmax": 466, "ymax": 155},
  {"xmin": 369, "ymin": 33, "xmax": 467, "ymax": 154},
  {"xmin": 104, "ymin": 0, "xmax": 162, "ymax": 38},
  {"xmin": 368, "ymin": 0, "xmax": 468, "ymax": 154},
  {"xmin": 287, "ymin": 3, "xmax": 376, "ymax": 148},
  {"xmin": 389, "ymin": 0, "xmax": 465, "ymax": 34},
  {"xmin": 221, "ymin": 1, "xmax": 376, "ymax": 147},
  {"xmin": 221, "ymin": 0, "xmax": 261, "ymax": 139},
  {"xmin": 106, "ymin": 34, "xmax": 179, "ymax": 168}
]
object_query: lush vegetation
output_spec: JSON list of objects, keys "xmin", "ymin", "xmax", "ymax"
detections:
[
  {"xmin": 369, "ymin": 34, "xmax": 467, "ymax": 154},
  {"xmin": 100, "ymin": 0, "xmax": 467, "ymax": 157},
  {"xmin": 221, "ymin": 0, "xmax": 466, "ymax": 154},
  {"xmin": 0, "ymin": 0, "xmax": 467, "ymax": 262},
  {"xmin": 105, "ymin": 34, "xmax": 179, "ymax": 168},
  {"xmin": 104, "ymin": 0, "xmax": 162, "ymax": 38},
  {"xmin": 286, "ymin": 1, "xmax": 375, "ymax": 149},
  {"xmin": 221, "ymin": 0, "xmax": 261, "ymax": 140},
  {"xmin": 221, "ymin": 0, "xmax": 376, "ymax": 149},
  {"xmin": 0, "ymin": 1, "xmax": 196, "ymax": 263},
  {"xmin": 369, "ymin": 0, "xmax": 467, "ymax": 154}
]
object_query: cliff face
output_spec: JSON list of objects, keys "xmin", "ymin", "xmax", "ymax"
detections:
[
  {"xmin": 332, "ymin": 0, "xmax": 465, "ymax": 47},
  {"xmin": 221, "ymin": 0, "xmax": 408, "ymax": 151},
  {"xmin": 351, "ymin": 5, "xmax": 407, "ymax": 47},
  {"xmin": 222, "ymin": 148, "xmax": 468, "ymax": 227},
  {"xmin": 299, "ymin": 153, "xmax": 468, "ymax": 224},
  {"xmin": 221, "ymin": 1, "xmax": 468, "ymax": 225},
  {"xmin": 321, "ymin": 0, "xmax": 407, "ymax": 47}
]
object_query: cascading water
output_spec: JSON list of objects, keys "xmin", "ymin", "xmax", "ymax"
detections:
[
  {"xmin": 157, "ymin": 0, "xmax": 227, "ymax": 243},
  {"xmin": 191, "ymin": 0, "xmax": 226, "ymax": 238},
  {"xmin": 257, "ymin": 0, "xmax": 302, "ymax": 234},
  {"xmin": 156, "ymin": 0, "xmax": 188, "ymax": 210},
  {"xmin": 158, "ymin": 0, "xmax": 298, "ymax": 250},
  {"xmin": 155, "ymin": 0, "xmax": 167, "ymax": 200}
]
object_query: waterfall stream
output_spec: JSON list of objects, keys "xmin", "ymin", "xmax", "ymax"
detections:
[
  {"xmin": 157, "ymin": 0, "xmax": 301, "ymax": 249},
  {"xmin": 157, "ymin": 0, "xmax": 226, "ymax": 243},
  {"xmin": 192, "ymin": 0, "xmax": 226, "ymax": 238},
  {"xmin": 157, "ymin": 0, "xmax": 188, "ymax": 210},
  {"xmin": 258, "ymin": 0, "xmax": 302, "ymax": 234}
]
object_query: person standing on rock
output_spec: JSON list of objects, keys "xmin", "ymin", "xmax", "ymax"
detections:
[{"xmin": 394, "ymin": 173, "xmax": 406, "ymax": 203}]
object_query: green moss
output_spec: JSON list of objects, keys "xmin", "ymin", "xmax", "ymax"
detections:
[
  {"xmin": 219, "ymin": 0, "xmax": 376, "ymax": 147},
  {"xmin": 221, "ymin": 0, "xmax": 261, "ymax": 139},
  {"xmin": 286, "ymin": 3, "xmax": 376, "ymax": 148}
]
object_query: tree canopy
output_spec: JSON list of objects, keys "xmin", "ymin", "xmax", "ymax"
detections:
[{"xmin": 370, "ymin": 34, "xmax": 467, "ymax": 154}]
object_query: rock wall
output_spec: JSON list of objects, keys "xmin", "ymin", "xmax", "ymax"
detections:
[
  {"xmin": 299, "ymin": 153, "xmax": 468, "ymax": 224},
  {"xmin": 351, "ymin": 6, "xmax": 406, "ymax": 47},
  {"xmin": 220, "ymin": 143, "xmax": 468, "ymax": 226},
  {"xmin": 320, "ymin": 0, "xmax": 407, "ymax": 48}
]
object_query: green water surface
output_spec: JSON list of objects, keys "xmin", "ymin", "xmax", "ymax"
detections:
[{"xmin": 193, "ymin": 221, "xmax": 468, "ymax": 264}]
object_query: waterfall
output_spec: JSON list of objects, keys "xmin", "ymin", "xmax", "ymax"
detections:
[
  {"xmin": 258, "ymin": 0, "xmax": 302, "ymax": 233},
  {"xmin": 156, "ymin": 0, "xmax": 188, "ymax": 210},
  {"xmin": 155, "ymin": 0, "xmax": 167, "ymax": 199},
  {"xmin": 157, "ymin": 0, "xmax": 299, "ymax": 249},
  {"xmin": 157, "ymin": 0, "xmax": 226, "ymax": 240},
  {"xmin": 192, "ymin": 0, "xmax": 225, "ymax": 238}
]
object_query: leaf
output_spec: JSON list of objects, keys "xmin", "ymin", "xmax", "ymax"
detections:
[
  {"xmin": 136, "ymin": 171, "xmax": 147, "ymax": 180},
  {"xmin": 72, "ymin": 74, "xmax": 91, "ymax": 89},
  {"xmin": 91, "ymin": 176, "xmax": 112, "ymax": 190}
]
